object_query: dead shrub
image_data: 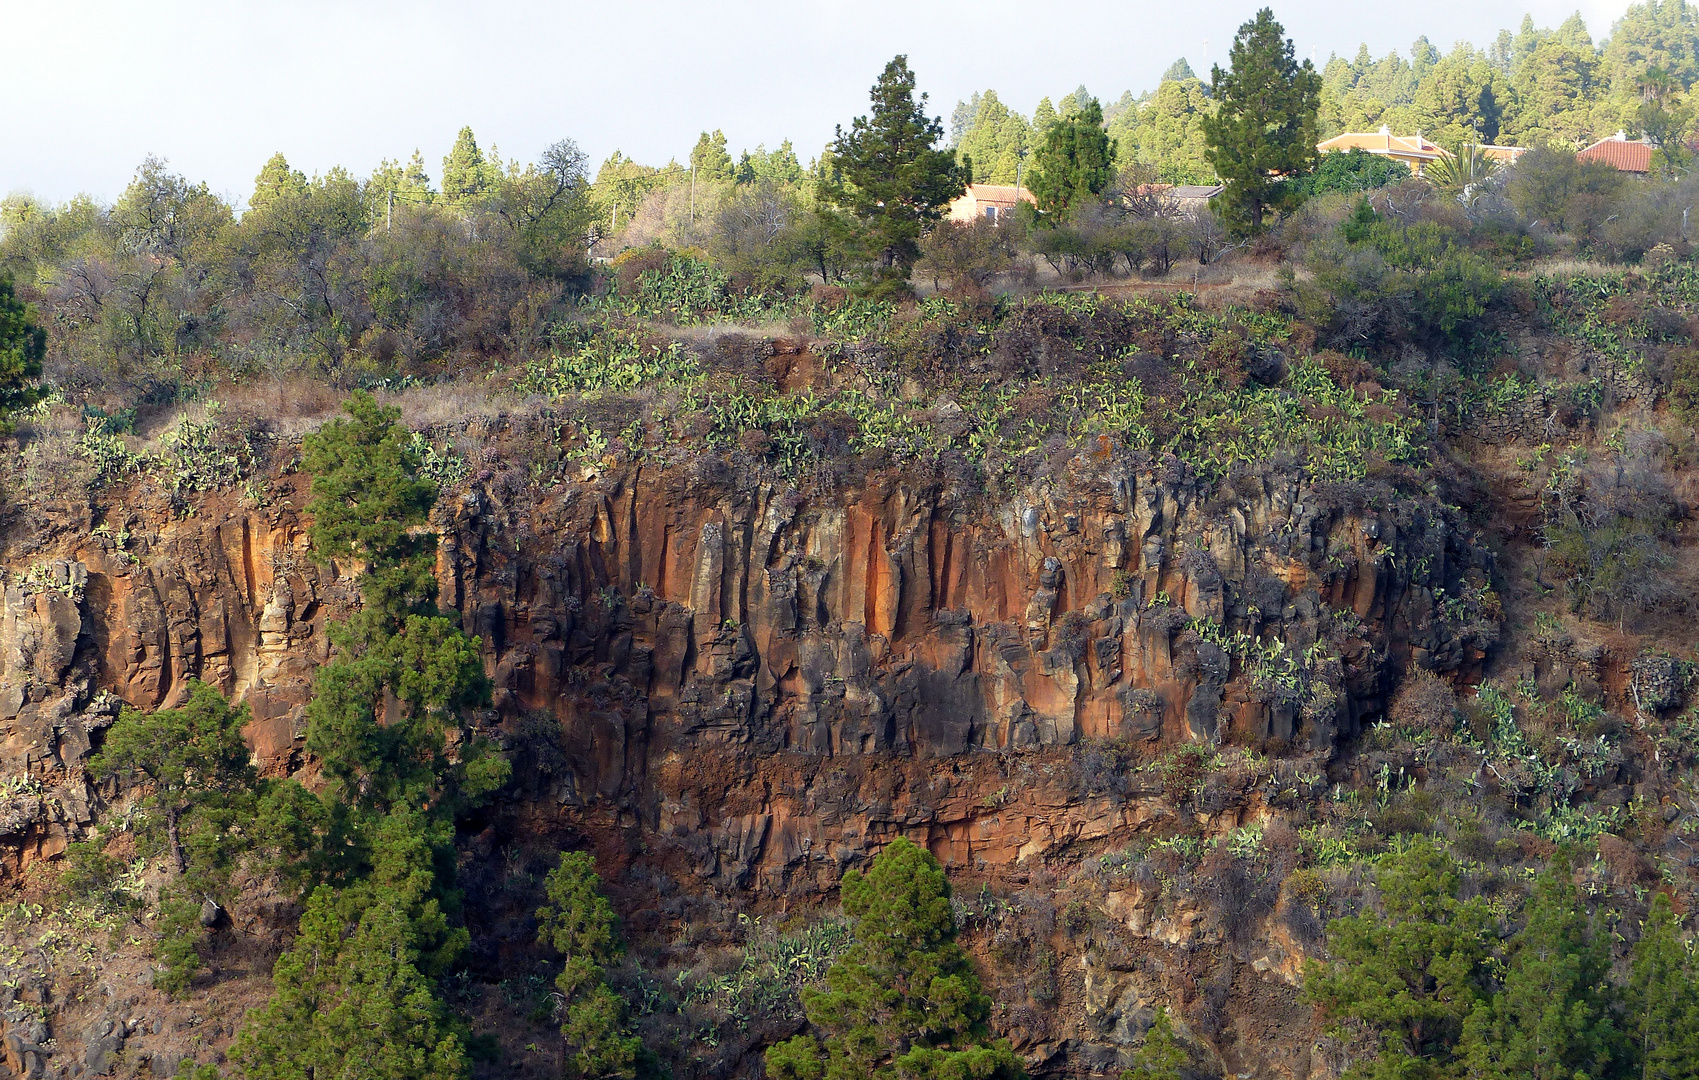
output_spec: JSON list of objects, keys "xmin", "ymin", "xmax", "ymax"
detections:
[{"xmin": 1389, "ymin": 669, "xmax": 1459, "ymax": 734}]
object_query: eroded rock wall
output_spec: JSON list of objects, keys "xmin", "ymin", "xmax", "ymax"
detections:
[{"xmin": 0, "ymin": 448, "xmax": 1492, "ymax": 893}]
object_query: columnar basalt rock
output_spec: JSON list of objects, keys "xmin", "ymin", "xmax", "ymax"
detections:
[{"xmin": 0, "ymin": 447, "xmax": 1495, "ymax": 899}]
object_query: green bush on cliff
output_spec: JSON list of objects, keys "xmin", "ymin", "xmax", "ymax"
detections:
[
  {"xmin": 537, "ymin": 851, "xmax": 652, "ymax": 1080},
  {"xmin": 765, "ymin": 836, "xmax": 1024, "ymax": 1080},
  {"xmin": 236, "ymin": 393, "xmax": 512, "ymax": 1077},
  {"xmin": 87, "ymin": 680, "xmax": 262, "ymax": 995}
]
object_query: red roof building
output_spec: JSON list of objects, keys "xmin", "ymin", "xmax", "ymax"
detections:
[{"xmin": 1576, "ymin": 133, "xmax": 1654, "ymax": 175}]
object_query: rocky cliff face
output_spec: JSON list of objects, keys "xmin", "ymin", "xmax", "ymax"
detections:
[{"xmin": 0, "ymin": 428, "xmax": 1496, "ymax": 1075}]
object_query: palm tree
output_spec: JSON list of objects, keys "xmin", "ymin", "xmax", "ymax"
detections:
[{"xmin": 1423, "ymin": 144, "xmax": 1502, "ymax": 203}]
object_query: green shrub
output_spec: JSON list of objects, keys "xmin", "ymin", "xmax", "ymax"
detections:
[
  {"xmin": 1303, "ymin": 150, "xmax": 1412, "ymax": 196},
  {"xmin": 765, "ymin": 837, "xmax": 1024, "ymax": 1080}
]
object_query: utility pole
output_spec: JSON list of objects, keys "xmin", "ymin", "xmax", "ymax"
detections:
[
  {"xmin": 386, "ymin": 188, "xmax": 393, "ymax": 233},
  {"xmin": 690, "ymin": 164, "xmax": 697, "ymax": 226}
]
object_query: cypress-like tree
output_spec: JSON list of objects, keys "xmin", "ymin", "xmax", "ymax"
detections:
[
  {"xmin": 1200, "ymin": 8, "xmax": 1322, "ymax": 235},
  {"xmin": 827, "ymin": 56, "xmax": 966, "ymax": 297},
  {"xmin": 765, "ymin": 837, "xmax": 1023, "ymax": 1080},
  {"xmin": 1460, "ymin": 869, "xmax": 1629, "ymax": 1080},
  {"xmin": 537, "ymin": 852, "xmax": 645, "ymax": 1080},
  {"xmin": 1030, "ymin": 97, "xmax": 1117, "ymax": 222},
  {"xmin": 1627, "ymin": 892, "xmax": 1699, "ymax": 1080}
]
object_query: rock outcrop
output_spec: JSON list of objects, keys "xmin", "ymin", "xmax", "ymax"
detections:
[
  {"xmin": 0, "ymin": 438, "xmax": 1496, "ymax": 1076},
  {"xmin": 0, "ymin": 444, "xmax": 1492, "ymax": 882}
]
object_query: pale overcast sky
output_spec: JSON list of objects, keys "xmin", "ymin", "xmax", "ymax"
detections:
[{"xmin": 0, "ymin": 0, "xmax": 1640, "ymax": 206}]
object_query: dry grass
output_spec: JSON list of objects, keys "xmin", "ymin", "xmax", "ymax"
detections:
[
  {"xmin": 376, "ymin": 377, "xmax": 509, "ymax": 432},
  {"xmin": 1516, "ymin": 256, "xmax": 1625, "ymax": 279},
  {"xmin": 1196, "ymin": 263, "xmax": 1286, "ymax": 309},
  {"xmin": 218, "ymin": 376, "xmax": 347, "ymax": 438}
]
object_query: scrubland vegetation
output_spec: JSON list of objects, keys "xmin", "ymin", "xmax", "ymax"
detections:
[{"xmin": 17, "ymin": 3, "xmax": 1699, "ymax": 1080}]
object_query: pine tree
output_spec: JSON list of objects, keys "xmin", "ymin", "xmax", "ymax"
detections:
[
  {"xmin": 826, "ymin": 56, "xmax": 966, "ymax": 296},
  {"xmin": 690, "ymin": 130, "xmax": 735, "ymax": 185},
  {"xmin": 1122, "ymin": 1008, "xmax": 1187, "ymax": 1080},
  {"xmin": 1200, "ymin": 8, "xmax": 1323, "ymax": 235},
  {"xmin": 0, "ymin": 273, "xmax": 44, "ymax": 421},
  {"xmin": 234, "ymin": 880, "xmax": 469, "ymax": 1080},
  {"xmin": 537, "ymin": 852, "xmax": 644, "ymax": 1080},
  {"xmin": 301, "ymin": 391, "xmax": 438, "ymax": 628},
  {"xmin": 1303, "ymin": 839, "xmax": 1493, "ymax": 1078},
  {"xmin": 371, "ymin": 151, "xmax": 435, "ymax": 205},
  {"xmin": 89, "ymin": 681, "xmax": 263, "ymax": 995},
  {"xmin": 90, "ymin": 681, "xmax": 258, "ymax": 878},
  {"xmin": 764, "ymin": 837, "xmax": 1024, "ymax": 1080},
  {"xmin": 1032, "ymin": 97, "xmax": 1058, "ymax": 136},
  {"xmin": 249, "ymin": 152, "xmax": 308, "ymax": 214},
  {"xmin": 1162, "ymin": 58, "xmax": 1198, "ymax": 82},
  {"xmin": 1029, "ymin": 97, "xmax": 1117, "ymax": 221},
  {"xmin": 1628, "ymin": 892, "xmax": 1699, "ymax": 1080},
  {"xmin": 1460, "ymin": 869, "xmax": 1629, "ymax": 1080},
  {"xmin": 441, "ymin": 127, "xmax": 500, "ymax": 207},
  {"xmin": 298, "ymin": 393, "xmax": 503, "ymax": 818}
]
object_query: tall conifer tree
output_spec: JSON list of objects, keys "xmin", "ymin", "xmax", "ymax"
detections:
[
  {"xmin": 826, "ymin": 56, "xmax": 965, "ymax": 296},
  {"xmin": 1200, "ymin": 8, "xmax": 1322, "ymax": 235},
  {"xmin": 1030, "ymin": 97, "xmax": 1117, "ymax": 221},
  {"xmin": 765, "ymin": 837, "xmax": 1023, "ymax": 1080}
]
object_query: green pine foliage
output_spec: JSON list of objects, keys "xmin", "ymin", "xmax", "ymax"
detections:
[
  {"xmin": 954, "ymin": 90, "xmax": 1033, "ymax": 184},
  {"xmin": 1460, "ymin": 869, "xmax": 1630, "ymax": 1080},
  {"xmin": 235, "ymin": 393, "xmax": 513, "ymax": 1077},
  {"xmin": 87, "ymin": 681, "xmax": 263, "ymax": 995},
  {"xmin": 691, "ymin": 130, "xmax": 736, "ymax": 185},
  {"xmin": 1105, "ymin": 76, "xmax": 1215, "ymax": 184},
  {"xmin": 1200, "ymin": 8, "xmax": 1323, "ymax": 235},
  {"xmin": 1030, "ymin": 97, "xmax": 1117, "ymax": 222},
  {"xmin": 825, "ymin": 56, "xmax": 966, "ymax": 297},
  {"xmin": 537, "ymin": 852, "xmax": 647, "ymax": 1080},
  {"xmin": 1307, "ymin": 847, "xmax": 1699, "ymax": 1080},
  {"xmin": 1627, "ymin": 893, "xmax": 1699, "ymax": 1080},
  {"xmin": 1122, "ymin": 1007, "xmax": 1188, "ymax": 1080},
  {"xmin": 765, "ymin": 836, "xmax": 1024, "ymax": 1080},
  {"xmin": 440, "ymin": 127, "xmax": 505, "ymax": 207},
  {"xmin": 0, "ymin": 273, "xmax": 44, "ymax": 423},
  {"xmin": 1304, "ymin": 839, "xmax": 1494, "ymax": 1079},
  {"xmin": 301, "ymin": 391, "xmax": 438, "ymax": 626},
  {"xmin": 233, "ymin": 833, "xmax": 471, "ymax": 1080}
]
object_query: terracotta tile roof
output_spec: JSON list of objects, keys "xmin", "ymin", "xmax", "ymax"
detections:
[
  {"xmin": 963, "ymin": 184, "xmax": 1036, "ymax": 205},
  {"xmin": 1317, "ymin": 129, "xmax": 1452, "ymax": 161},
  {"xmin": 1577, "ymin": 135, "xmax": 1653, "ymax": 173}
]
